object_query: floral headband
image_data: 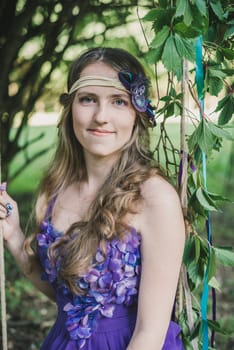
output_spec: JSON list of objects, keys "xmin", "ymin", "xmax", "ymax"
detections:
[
  {"xmin": 118, "ymin": 72, "xmax": 156, "ymax": 127},
  {"xmin": 68, "ymin": 72, "xmax": 156, "ymax": 127}
]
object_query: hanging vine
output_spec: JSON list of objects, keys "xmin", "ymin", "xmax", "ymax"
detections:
[{"xmin": 140, "ymin": 0, "xmax": 234, "ymax": 349}]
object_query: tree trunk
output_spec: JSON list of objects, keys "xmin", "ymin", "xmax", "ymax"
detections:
[{"xmin": 0, "ymin": 115, "xmax": 11, "ymax": 181}]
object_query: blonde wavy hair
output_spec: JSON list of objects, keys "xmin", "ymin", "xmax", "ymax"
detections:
[{"xmin": 27, "ymin": 47, "xmax": 160, "ymax": 293}]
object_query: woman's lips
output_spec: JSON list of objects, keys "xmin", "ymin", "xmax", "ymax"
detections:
[{"xmin": 87, "ymin": 129, "xmax": 115, "ymax": 136}]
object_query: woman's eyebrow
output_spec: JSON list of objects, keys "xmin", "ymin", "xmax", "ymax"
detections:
[
  {"xmin": 76, "ymin": 91, "xmax": 97, "ymax": 96},
  {"xmin": 77, "ymin": 91, "xmax": 131, "ymax": 99},
  {"xmin": 110, "ymin": 93, "xmax": 130, "ymax": 98}
]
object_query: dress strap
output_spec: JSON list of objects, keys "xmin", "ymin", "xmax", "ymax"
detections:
[{"xmin": 44, "ymin": 193, "xmax": 58, "ymax": 221}]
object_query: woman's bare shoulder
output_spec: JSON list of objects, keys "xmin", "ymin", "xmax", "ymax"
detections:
[
  {"xmin": 141, "ymin": 174, "xmax": 180, "ymax": 207},
  {"xmin": 133, "ymin": 174, "xmax": 185, "ymax": 239}
]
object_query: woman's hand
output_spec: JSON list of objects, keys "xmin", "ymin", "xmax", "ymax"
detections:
[
  {"xmin": 0, "ymin": 182, "xmax": 56, "ymax": 300},
  {"xmin": 0, "ymin": 182, "xmax": 22, "ymax": 246}
]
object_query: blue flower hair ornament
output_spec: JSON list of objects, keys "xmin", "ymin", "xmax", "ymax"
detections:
[{"xmin": 118, "ymin": 71, "xmax": 156, "ymax": 127}]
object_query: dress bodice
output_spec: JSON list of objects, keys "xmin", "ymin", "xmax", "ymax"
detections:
[{"xmin": 36, "ymin": 220, "xmax": 141, "ymax": 348}]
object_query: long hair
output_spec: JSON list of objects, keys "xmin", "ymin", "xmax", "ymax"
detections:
[{"xmin": 27, "ymin": 47, "xmax": 159, "ymax": 293}]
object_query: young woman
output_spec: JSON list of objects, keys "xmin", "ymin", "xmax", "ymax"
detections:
[{"xmin": 0, "ymin": 47, "xmax": 185, "ymax": 350}]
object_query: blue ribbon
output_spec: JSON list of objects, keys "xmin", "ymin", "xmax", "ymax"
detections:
[
  {"xmin": 195, "ymin": 35, "xmax": 212, "ymax": 350},
  {"xmin": 195, "ymin": 36, "xmax": 204, "ymax": 102}
]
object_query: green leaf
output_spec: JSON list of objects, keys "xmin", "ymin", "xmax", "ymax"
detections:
[
  {"xmin": 169, "ymin": 86, "xmax": 176, "ymax": 97},
  {"xmin": 160, "ymin": 96, "xmax": 172, "ymax": 102},
  {"xmin": 221, "ymin": 48, "xmax": 234, "ymax": 60},
  {"xmin": 175, "ymin": 0, "xmax": 187, "ymax": 17},
  {"xmin": 210, "ymin": 0, "xmax": 225, "ymax": 20},
  {"xmin": 216, "ymin": 49, "xmax": 224, "ymax": 63},
  {"xmin": 188, "ymin": 122, "xmax": 202, "ymax": 152},
  {"xmin": 187, "ymin": 259, "xmax": 204, "ymax": 288},
  {"xmin": 174, "ymin": 22, "xmax": 201, "ymax": 38},
  {"xmin": 208, "ymin": 77, "xmax": 223, "ymax": 96},
  {"xmin": 215, "ymin": 94, "xmax": 230, "ymax": 111},
  {"xmin": 217, "ymin": 94, "xmax": 234, "ymax": 125},
  {"xmin": 207, "ymin": 121, "xmax": 234, "ymax": 141},
  {"xmin": 208, "ymin": 68, "xmax": 226, "ymax": 79},
  {"xmin": 192, "ymin": 5, "xmax": 209, "ymax": 34},
  {"xmin": 188, "ymin": 170, "xmax": 198, "ymax": 192},
  {"xmin": 194, "ymin": 0, "xmax": 207, "ymax": 16},
  {"xmin": 200, "ymin": 121, "xmax": 217, "ymax": 153},
  {"xmin": 146, "ymin": 46, "xmax": 164, "ymax": 64},
  {"xmin": 165, "ymin": 103, "xmax": 175, "ymax": 118},
  {"xmin": 150, "ymin": 26, "xmax": 170, "ymax": 49},
  {"xmin": 189, "ymin": 191, "xmax": 207, "ymax": 216},
  {"xmin": 143, "ymin": 9, "xmax": 158, "ymax": 21},
  {"xmin": 174, "ymin": 34, "xmax": 196, "ymax": 62},
  {"xmin": 178, "ymin": 309, "xmax": 191, "ymax": 337},
  {"xmin": 196, "ymin": 187, "xmax": 218, "ymax": 211},
  {"xmin": 158, "ymin": 0, "xmax": 168, "ymax": 8},
  {"xmin": 152, "ymin": 9, "xmax": 175, "ymax": 32},
  {"xmin": 206, "ymin": 190, "xmax": 232, "ymax": 203},
  {"xmin": 207, "ymin": 248, "xmax": 216, "ymax": 282},
  {"xmin": 207, "ymin": 319, "xmax": 229, "ymax": 335},
  {"xmin": 162, "ymin": 35, "xmax": 182, "ymax": 79},
  {"xmin": 183, "ymin": 236, "xmax": 194, "ymax": 265},
  {"xmin": 205, "ymin": 67, "xmax": 226, "ymax": 96},
  {"xmin": 175, "ymin": 0, "xmax": 193, "ymax": 26},
  {"xmin": 203, "ymin": 190, "xmax": 221, "ymax": 210},
  {"xmin": 224, "ymin": 25, "xmax": 234, "ymax": 40},
  {"xmin": 208, "ymin": 276, "xmax": 221, "ymax": 291},
  {"xmin": 194, "ymin": 235, "xmax": 201, "ymax": 263},
  {"xmin": 227, "ymin": 19, "xmax": 234, "ymax": 25},
  {"xmin": 221, "ymin": 69, "xmax": 234, "ymax": 75},
  {"xmin": 214, "ymin": 247, "xmax": 234, "ymax": 266},
  {"xmin": 188, "ymin": 120, "xmax": 216, "ymax": 154},
  {"xmin": 174, "ymin": 102, "xmax": 182, "ymax": 116}
]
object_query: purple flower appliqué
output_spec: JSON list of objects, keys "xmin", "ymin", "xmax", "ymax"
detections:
[
  {"xmin": 37, "ymin": 221, "xmax": 141, "ymax": 348},
  {"xmin": 37, "ymin": 221, "xmax": 63, "ymax": 283},
  {"xmin": 118, "ymin": 71, "xmax": 156, "ymax": 127},
  {"xmin": 63, "ymin": 228, "xmax": 141, "ymax": 347}
]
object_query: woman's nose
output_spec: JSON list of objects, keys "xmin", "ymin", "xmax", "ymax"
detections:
[{"xmin": 93, "ymin": 102, "xmax": 108, "ymax": 124}]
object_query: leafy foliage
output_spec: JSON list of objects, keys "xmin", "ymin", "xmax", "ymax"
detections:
[
  {"xmin": 143, "ymin": 0, "xmax": 234, "ymax": 348},
  {"xmin": 0, "ymin": 0, "xmax": 153, "ymax": 180}
]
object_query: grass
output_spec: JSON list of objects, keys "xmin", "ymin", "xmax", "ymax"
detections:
[
  {"xmin": 9, "ymin": 125, "xmax": 57, "ymax": 194},
  {"xmin": 9, "ymin": 122, "xmax": 233, "ymax": 195}
]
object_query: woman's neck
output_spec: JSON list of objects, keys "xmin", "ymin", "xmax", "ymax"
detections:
[{"xmin": 84, "ymin": 153, "xmax": 119, "ymax": 191}]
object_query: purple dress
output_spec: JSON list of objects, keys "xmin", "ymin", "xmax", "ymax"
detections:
[{"xmin": 37, "ymin": 219, "xmax": 184, "ymax": 350}]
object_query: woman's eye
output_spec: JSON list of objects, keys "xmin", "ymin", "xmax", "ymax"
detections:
[
  {"xmin": 114, "ymin": 99, "xmax": 128, "ymax": 106},
  {"xmin": 79, "ymin": 96, "xmax": 95, "ymax": 104}
]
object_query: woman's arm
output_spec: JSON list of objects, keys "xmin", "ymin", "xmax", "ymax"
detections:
[
  {"xmin": 127, "ymin": 176, "xmax": 185, "ymax": 350},
  {"xmin": 0, "ymin": 187, "xmax": 55, "ymax": 300}
]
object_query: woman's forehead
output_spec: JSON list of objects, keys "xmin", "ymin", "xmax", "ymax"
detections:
[
  {"xmin": 80, "ymin": 62, "xmax": 118, "ymax": 79},
  {"xmin": 77, "ymin": 85, "xmax": 130, "ymax": 98}
]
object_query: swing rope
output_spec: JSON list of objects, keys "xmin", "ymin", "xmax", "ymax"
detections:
[
  {"xmin": 178, "ymin": 58, "xmax": 199, "ymax": 350},
  {"xmin": 0, "ymin": 155, "xmax": 8, "ymax": 350},
  {"xmin": 195, "ymin": 35, "xmax": 216, "ymax": 350}
]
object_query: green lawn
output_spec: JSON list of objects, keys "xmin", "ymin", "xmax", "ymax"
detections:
[
  {"xmin": 9, "ymin": 122, "xmax": 233, "ymax": 196},
  {"xmin": 9, "ymin": 125, "xmax": 57, "ymax": 193}
]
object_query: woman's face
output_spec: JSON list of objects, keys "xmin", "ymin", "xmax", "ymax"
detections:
[{"xmin": 71, "ymin": 62, "xmax": 136, "ymax": 163}]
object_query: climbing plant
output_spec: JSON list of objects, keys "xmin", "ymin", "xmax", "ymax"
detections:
[{"xmin": 142, "ymin": 0, "xmax": 234, "ymax": 349}]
